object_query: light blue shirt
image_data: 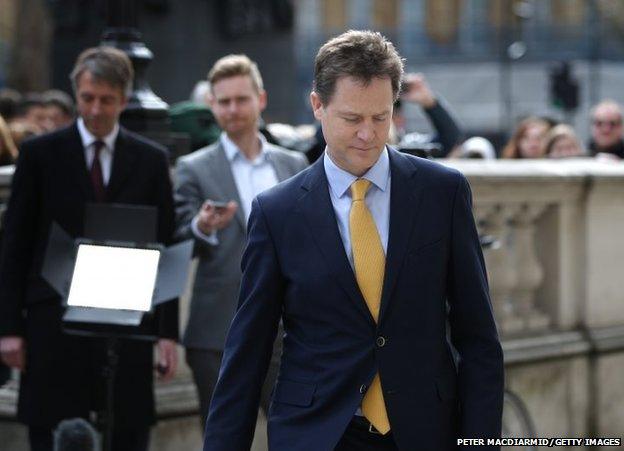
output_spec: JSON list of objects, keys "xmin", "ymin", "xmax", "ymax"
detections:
[{"xmin": 323, "ymin": 147, "xmax": 391, "ymax": 268}]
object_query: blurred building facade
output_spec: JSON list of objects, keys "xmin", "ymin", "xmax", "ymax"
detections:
[{"xmin": 1, "ymin": 0, "xmax": 624, "ymax": 144}]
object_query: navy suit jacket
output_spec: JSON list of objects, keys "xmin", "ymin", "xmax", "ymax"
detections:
[{"xmin": 203, "ymin": 148, "xmax": 504, "ymax": 451}]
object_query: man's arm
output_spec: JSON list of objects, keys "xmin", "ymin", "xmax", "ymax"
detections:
[
  {"xmin": 402, "ymin": 73, "xmax": 462, "ymax": 157},
  {"xmin": 152, "ymin": 150, "xmax": 179, "ymax": 344},
  {"xmin": 173, "ymin": 158, "xmax": 237, "ymax": 252},
  {"xmin": 203, "ymin": 197, "xmax": 284, "ymax": 451},
  {"xmin": 446, "ymin": 174, "xmax": 504, "ymax": 440}
]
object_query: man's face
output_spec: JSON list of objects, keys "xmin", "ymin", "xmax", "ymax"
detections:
[
  {"xmin": 591, "ymin": 104, "xmax": 623, "ymax": 149},
  {"xmin": 311, "ymin": 76, "xmax": 393, "ymax": 176},
  {"xmin": 45, "ymin": 105, "xmax": 73, "ymax": 131},
  {"xmin": 24, "ymin": 105, "xmax": 49, "ymax": 133},
  {"xmin": 209, "ymin": 75, "xmax": 266, "ymax": 139},
  {"xmin": 75, "ymin": 71, "xmax": 127, "ymax": 138}
]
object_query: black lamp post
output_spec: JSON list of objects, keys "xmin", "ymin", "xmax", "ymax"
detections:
[{"xmin": 101, "ymin": 0, "xmax": 170, "ymax": 134}]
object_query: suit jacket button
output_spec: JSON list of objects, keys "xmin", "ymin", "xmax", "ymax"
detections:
[
  {"xmin": 359, "ymin": 384, "xmax": 367, "ymax": 394},
  {"xmin": 376, "ymin": 336, "xmax": 387, "ymax": 348}
]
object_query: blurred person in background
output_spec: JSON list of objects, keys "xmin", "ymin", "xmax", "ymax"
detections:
[
  {"xmin": 501, "ymin": 116, "xmax": 551, "ymax": 159},
  {"xmin": 588, "ymin": 100, "xmax": 624, "ymax": 161},
  {"xmin": 543, "ymin": 124, "xmax": 585, "ymax": 159},
  {"xmin": 0, "ymin": 115, "xmax": 19, "ymax": 166},
  {"xmin": 8, "ymin": 121, "xmax": 39, "ymax": 148},
  {"xmin": 0, "ymin": 47, "xmax": 178, "ymax": 451},
  {"xmin": 456, "ymin": 136, "xmax": 496, "ymax": 160},
  {"xmin": 16, "ymin": 93, "xmax": 49, "ymax": 134},
  {"xmin": 394, "ymin": 72, "xmax": 462, "ymax": 158},
  {"xmin": 42, "ymin": 90, "xmax": 75, "ymax": 131},
  {"xmin": 174, "ymin": 54, "xmax": 307, "ymax": 430},
  {"xmin": 0, "ymin": 88, "xmax": 23, "ymax": 124}
]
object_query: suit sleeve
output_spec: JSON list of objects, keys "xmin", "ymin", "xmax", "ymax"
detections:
[
  {"xmin": 203, "ymin": 197, "xmax": 284, "ymax": 451},
  {"xmin": 153, "ymin": 150, "xmax": 179, "ymax": 340},
  {"xmin": 446, "ymin": 174, "xmax": 504, "ymax": 441},
  {"xmin": 173, "ymin": 158, "xmax": 219, "ymax": 256},
  {"xmin": 0, "ymin": 143, "xmax": 40, "ymax": 336}
]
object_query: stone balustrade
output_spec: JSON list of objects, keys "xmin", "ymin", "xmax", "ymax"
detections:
[{"xmin": 1, "ymin": 159, "xmax": 624, "ymax": 449}]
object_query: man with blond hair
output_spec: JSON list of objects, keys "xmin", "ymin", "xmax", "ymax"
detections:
[{"xmin": 174, "ymin": 54, "xmax": 307, "ymax": 428}]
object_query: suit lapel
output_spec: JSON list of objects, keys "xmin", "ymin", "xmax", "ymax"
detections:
[
  {"xmin": 107, "ymin": 128, "xmax": 139, "ymax": 201},
  {"xmin": 213, "ymin": 144, "xmax": 246, "ymax": 230},
  {"xmin": 297, "ymin": 159, "xmax": 375, "ymax": 325},
  {"xmin": 379, "ymin": 149, "xmax": 423, "ymax": 323},
  {"xmin": 64, "ymin": 124, "xmax": 94, "ymax": 201}
]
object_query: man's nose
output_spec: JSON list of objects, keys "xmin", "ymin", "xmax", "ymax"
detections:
[
  {"xmin": 356, "ymin": 123, "xmax": 374, "ymax": 142},
  {"xmin": 90, "ymin": 100, "xmax": 102, "ymax": 115}
]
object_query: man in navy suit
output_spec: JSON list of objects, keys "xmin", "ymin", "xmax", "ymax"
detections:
[{"xmin": 203, "ymin": 30, "xmax": 504, "ymax": 451}]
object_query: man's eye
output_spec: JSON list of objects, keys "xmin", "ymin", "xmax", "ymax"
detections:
[{"xmin": 344, "ymin": 117, "xmax": 358, "ymax": 123}]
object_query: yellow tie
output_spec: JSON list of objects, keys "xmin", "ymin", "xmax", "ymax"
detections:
[{"xmin": 349, "ymin": 178, "xmax": 391, "ymax": 434}]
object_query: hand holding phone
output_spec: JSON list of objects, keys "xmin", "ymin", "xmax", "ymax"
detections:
[{"xmin": 196, "ymin": 199, "xmax": 238, "ymax": 235}]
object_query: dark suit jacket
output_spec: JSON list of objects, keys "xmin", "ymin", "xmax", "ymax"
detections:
[
  {"xmin": 0, "ymin": 123, "xmax": 178, "ymax": 427},
  {"xmin": 203, "ymin": 148, "xmax": 504, "ymax": 451}
]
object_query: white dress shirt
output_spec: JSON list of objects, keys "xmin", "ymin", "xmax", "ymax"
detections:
[{"xmin": 76, "ymin": 118, "xmax": 119, "ymax": 185}]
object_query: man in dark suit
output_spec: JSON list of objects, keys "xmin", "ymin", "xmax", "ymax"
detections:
[
  {"xmin": 0, "ymin": 47, "xmax": 178, "ymax": 451},
  {"xmin": 203, "ymin": 30, "xmax": 504, "ymax": 451}
]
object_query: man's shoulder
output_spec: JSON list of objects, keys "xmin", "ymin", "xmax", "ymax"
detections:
[
  {"xmin": 266, "ymin": 143, "xmax": 307, "ymax": 163},
  {"xmin": 176, "ymin": 141, "xmax": 222, "ymax": 168}
]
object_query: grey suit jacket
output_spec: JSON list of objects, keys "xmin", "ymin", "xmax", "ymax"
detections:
[{"xmin": 174, "ymin": 141, "xmax": 308, "ymax": 350}]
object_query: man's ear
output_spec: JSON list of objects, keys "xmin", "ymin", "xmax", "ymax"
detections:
[
  {"xmin": 310, "ymin": 91, "xmax": 324, "ymax": 121},
  {"xmin": 258, "ymin": 89, "xmax": 267, "ymax": 112}
]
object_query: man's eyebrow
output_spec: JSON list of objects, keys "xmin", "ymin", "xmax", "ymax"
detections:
[{"xmin": 336, "ymin": 109, "xmax": 391, "ymax": 117}]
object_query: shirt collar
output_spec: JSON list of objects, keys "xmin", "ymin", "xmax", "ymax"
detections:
[
  {"xmin": 220, "ymin": 132, "xmax": 269, "ymax": 164},
  {"xmin": 77, "ymin": 117, "xmax": 119, "ymax": 152},
  {"xmin": 323, "ymin": 146, "xmax": 390, "ymax": 199}
]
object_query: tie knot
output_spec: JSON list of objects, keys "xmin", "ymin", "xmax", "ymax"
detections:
[
  {"xmin": 93, "ymin": 140, "xmax": 105, "ymax": 156},
  {"xmin": 350, "ymin": 178, "xmax": 371, "ymax": 202}
]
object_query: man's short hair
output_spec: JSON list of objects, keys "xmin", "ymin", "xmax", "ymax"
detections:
[
  {"xmin": 313, "ymin": 30, "xmax": 404, "ymax": 105},
  {"xmin": 207, "ymin": 54, "xmax": 264, "ymax": 93},
  {"xmin": 70, "ymin": 46, "xmax": 134, "ymax": 97},
  {"xmin": 43, "ymin": 89, "xmax": 75, "ymax": 117}
]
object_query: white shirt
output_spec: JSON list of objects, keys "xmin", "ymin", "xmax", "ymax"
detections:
[
  {"xmin": 221, "ymin": 132, "xmax": 279, "ymax": 221},
  {"xmin": 76, "ymin": 118, "xmax": 119, "ymax": 185}
]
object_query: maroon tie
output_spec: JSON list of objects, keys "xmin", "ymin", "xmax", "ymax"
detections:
[{"xmin": 90, "ymin": 140, "xmax": 106, "ymax": 202}]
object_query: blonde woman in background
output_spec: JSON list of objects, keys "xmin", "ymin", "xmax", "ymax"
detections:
[
  {"xmin": 543, "ymin": 124, "xmax": 585, "ymax": 159},
  {"xmin": 0, "ymin": 115, "xmax": 18, "ymax": 166}
]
